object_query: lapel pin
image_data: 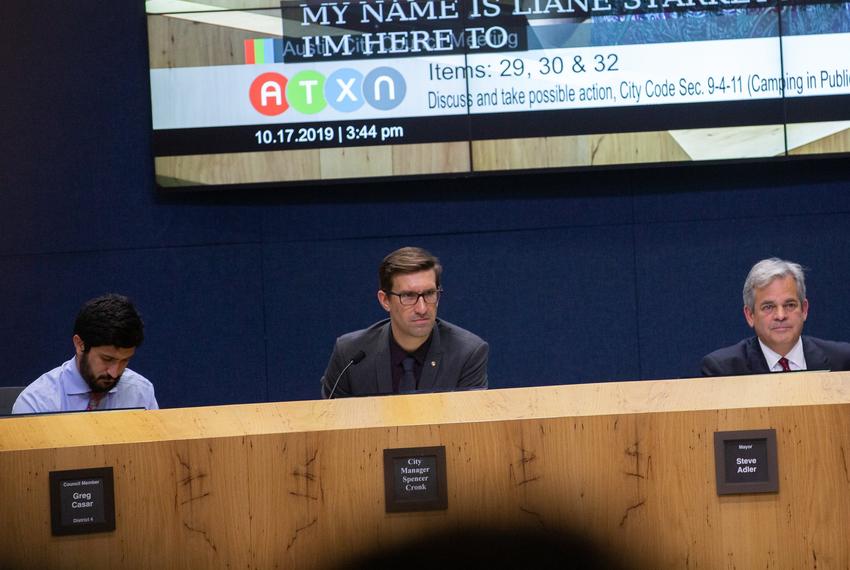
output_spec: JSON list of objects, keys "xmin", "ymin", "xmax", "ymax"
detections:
[{"xmin": 431, "ymin": 361, "xmax": 436, "ymax": 367}]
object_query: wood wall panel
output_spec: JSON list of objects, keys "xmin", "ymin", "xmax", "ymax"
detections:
[
  {"xmin": 147, "ymin": 15, "xmax": 261, "ymax": 69},
  {"xmin": 2, "ymin": 374, "xmax": 850, "ymax": 568},
  {"xmin": 471, "ymin": 131, "xmax": 690, "ymax": 172},
  {"xmin": 790, "ymin": 125, "xmax": 850, "ymax": 156},
  {"xmin": 156, "ymin": 141, "xmax": 470, "ymax": 187}
]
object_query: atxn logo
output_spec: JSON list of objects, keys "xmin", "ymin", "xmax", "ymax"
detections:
[{"xmin": 249, "ymin": 67, "xmax": 406, "ymax": 116}]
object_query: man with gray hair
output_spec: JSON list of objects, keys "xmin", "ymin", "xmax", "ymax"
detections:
[{"xmin": 701, "ymin": 258, "xmax": 850, "ymax": 376}]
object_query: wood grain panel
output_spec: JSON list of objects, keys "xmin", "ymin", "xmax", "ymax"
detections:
[
  {"xmin": 6, "ymin": 372, "xmax": 850, "ymax": 452},
  {"xmin": 318, "ymin": 146, "xmax": 393, "ymax": 179},
  {"xmin": 789, "ymin": 125, "xmax": 850, "ymax": 156},
  {"xmin": 156, "ymin": 141, "xmax": 470, "ymax": 186},
  {"xmin": 147, "ymin": 14, "xmax": 261, "ymax": 69},
  {"xmin": 471, "ymin": 131, "xmax": 690, "ymax": 172},
  {"xmin": 589, "ymin": 131, "xmax": 691, "ymax": 165},
  {"xmin": 148, "ymin": 0, "xmax": 281, "ymax": 11},
  {"xmin": 3, "ymin": 375, "xmax": 850, "ymax": 568},
  {"xmin": 155, "ymin": 149, "xmax": 322, "ymax": 186},
  {"xmin": 391, "ymin": 142, "xmax": 470, "ymax": 175}
]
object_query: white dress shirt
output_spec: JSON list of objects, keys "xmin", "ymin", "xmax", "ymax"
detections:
[
  {"xmin": 12, "ymin": 356, "xmax": 158, "ymax": 414},
  {"xmin": 758, "ymin": 337, "xmax": 807, "ymax": 372}
]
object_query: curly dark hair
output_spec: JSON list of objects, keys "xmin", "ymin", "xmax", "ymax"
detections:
[{"xmin": 73, "ymin": 294, "xmax": 144, "ymax": 350}]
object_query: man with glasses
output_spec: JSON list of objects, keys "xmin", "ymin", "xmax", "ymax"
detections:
[
  {"xmin": 701, "ymin": 258, "xmax": 850, "ymax": 376},
  {"xmin": 321, "ymin": 247, "xmax": 489, "ymax": 398}
]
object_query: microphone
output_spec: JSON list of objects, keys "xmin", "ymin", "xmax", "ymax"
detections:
[{"xmin": 327, "ymin": 350, "xmax": 366, "ymax": 399}]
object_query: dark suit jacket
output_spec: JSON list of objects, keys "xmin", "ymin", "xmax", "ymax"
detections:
[
  {"xmin": 701, "ymin": 335, "xmax": 850, "ymax": 376},
  {"xmin": 321, "ymin": 318, "xmax": 488, "ymax": 398}
]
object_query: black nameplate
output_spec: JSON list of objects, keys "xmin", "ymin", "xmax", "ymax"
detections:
[
  {"xmin": 383, "ymin": 446, "xmax": 447, "ymax": 513},
  {"xmin": 49, "ymin": 467, "xmax": 115, "ymax": 535},
  {"xmin": 714, "ymin": 429, "xmax": 778, "ymax": 495}
]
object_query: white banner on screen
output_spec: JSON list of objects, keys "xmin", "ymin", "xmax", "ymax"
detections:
[{"xmin": 150, "ymin": 33, "xmax": 850, "ymax": 130}]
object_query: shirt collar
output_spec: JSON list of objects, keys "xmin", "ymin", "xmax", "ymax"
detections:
[
  {"xmin": 758, "ymin": 336, "xmax": 807, "ymax": 371},
  {"xmin": 389, "ymin": 331, "xmax": 432, "ymax": 367},
  {"xmin": 64, "ymin": 356, "xmax": 92, "ymax": 395}
]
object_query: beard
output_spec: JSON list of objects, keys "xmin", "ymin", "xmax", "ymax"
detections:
[{"xmin": 79, "ymin": 352, "xmax": 122, "ymax": 393}]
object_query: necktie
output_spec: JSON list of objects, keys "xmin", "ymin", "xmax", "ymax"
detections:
[
  {"xmin": 778, "ymin": 357, "xmax": 791, "ymax": 372},
  {"xmin": 86, "ymin": 392, "xmax": 106, "ymax": 410},
  {"xmin": 400, "ymin": 357, "xmax": 417, "ymax": 392}
]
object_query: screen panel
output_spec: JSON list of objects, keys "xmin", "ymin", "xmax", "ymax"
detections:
[
  {"xmin": 781, "ymin": 1, "xmax": 850, "ymax": 155},
  {"xmin": 146, "ymin": 0, "xmax": 850, "ymax": 189},
  {"xmin": 466, "ymin": 5, "xmax": 787, "ymax": 170}
]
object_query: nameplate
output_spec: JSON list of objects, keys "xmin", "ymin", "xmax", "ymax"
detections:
[
  {"xmin": 714, "ymin": 429, "xmax": 778, "ymax": 495},
  {"xmin": 383, "ymin": 446, "xmax": 447, "ymax": 513},
  {"xmin": 49, "ymin": 467, "xmax": 116, "ymax": 535}
]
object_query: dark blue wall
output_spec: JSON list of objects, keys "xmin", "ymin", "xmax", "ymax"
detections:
[{"xmin": 3, "ymin": 2, "xmax": 849, "ymax": 408}]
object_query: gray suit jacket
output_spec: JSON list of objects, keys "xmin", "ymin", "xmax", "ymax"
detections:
[
  {"xmin": 701, "ymin": 335, "xmax": 850, "ymax": 376},
  {"xmin": 321, "ymin": 318, "xmax": 488, "ymax": 398}
]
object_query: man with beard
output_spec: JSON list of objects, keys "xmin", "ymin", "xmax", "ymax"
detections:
[{"xmin": 12, "ymin": 294, "xmax": 158, "ymax": 413}]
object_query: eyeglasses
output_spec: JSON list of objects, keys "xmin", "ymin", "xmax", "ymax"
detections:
[{"xmin": 386, "ymin": 288, "xmax": 442, "ymax": 306}]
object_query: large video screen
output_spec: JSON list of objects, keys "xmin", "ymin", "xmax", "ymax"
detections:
[{"xmin": 146, "ymin": 0, "xmax": 850, "ymax": 188}]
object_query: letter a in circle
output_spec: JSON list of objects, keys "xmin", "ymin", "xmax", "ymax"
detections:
[{"xmin": 250, "ymin": 72, "xmax": 289, "ymax": 116}]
